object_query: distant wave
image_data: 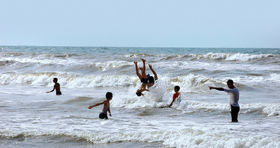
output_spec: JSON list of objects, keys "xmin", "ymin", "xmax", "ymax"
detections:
[
  {"xmin": 0, "ymin": 52, "xmax": 81, "ymax": 58},
  {"xmin": 124, "ymin": 53, "xmax": 277, "ymax": 62},
  {"xmin": 0, "ymin": 72, "xmax": 279, "ymax": 89},
  {"xmin": 185, "ymin": 53, "xmax": 275, "ymax": 61},
  {"xmin": 0, "ymin": 72, "xmax": 243, "ymax": 89},
  {"xmin": 170, "ymin": 53, "xmax": 275, "ymax": 62},
  {"xmin": 1, "ymin": 52, "xmax": 277, "ymax": 66},
  {"xmin": 0, "ymin": 56, "xmax": 133, "ymax": 72},
  {"xmin": 0, "ymin": 72, "xmax": 138, "ymax": 88}
]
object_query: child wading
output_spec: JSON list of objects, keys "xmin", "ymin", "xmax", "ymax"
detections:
[
  {"xmin": 46, "ymin": 78, "xmax": 62, "ymax": 95},
  {"xmin": 88, "ymin": 92, "xmax": 113, "ymax": 120},
  {"xmin": 169, "ymin": 86, "xmax": 181, "ymax": 107}
]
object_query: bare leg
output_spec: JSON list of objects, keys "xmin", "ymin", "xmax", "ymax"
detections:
[
  {"xmin": 141, "ymin": 59, "xmax": 147, "ymax": 79},
  {"xmin": 149, "ymin": 64, "xmax": 158, "ymax": 80},
  {"xmin": 134, "ymin": 61, "xmax": 142, "ymax": 80}
]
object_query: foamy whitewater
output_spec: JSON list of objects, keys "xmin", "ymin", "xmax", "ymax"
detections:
[{"xmin": 0, "ymin": 46, "xmax": 279, "ymax": 148}]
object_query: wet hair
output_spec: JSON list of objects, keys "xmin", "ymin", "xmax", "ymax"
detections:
[
  {"xmin": 148, "ymin": 76, "xmax": 154, "ymax": 84},
  {"xmin": 53, "ymin": 78, "xmax": 58, "ymax": 82},
  {"xmin": 227, "ymin": 79, "xmax": 234, "ymax": 85},
  {"xmin": 136, "ymin": 91, "xmax": 143, "ymax": 97},
  {"xmin": 174, "ymin": 86, "xmax": 180, "ymax": 92},
  {"xmin": 106, "ymin": 92, "xmax": 113, "ymax": 99}
]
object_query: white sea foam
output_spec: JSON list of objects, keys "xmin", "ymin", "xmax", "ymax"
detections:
[
  {"xmin": 127, "ymin": 52, "xmax": 277, "ymax": 62},
  {"xmin": 111, "ymin": 91, "xmax": 280, "ymax": 117},
  {"xmin": 0, "ymin": 73, "xmax": 139, "ymax": 88},
  {"xmin": 177, "ymin": 101, "xmax": 280, "ymax": 116},
  {"xmin": 184, "ymin": 53, "xmax": 275, "ymax": 62},
  {"xmin": 153, "ymin": 61, "xmax": 280, "ymax": 72},
  {"xmin": 1, "ymin": 126, "xmax": 279, "ymax": 148},
  {"xmin": 1, "ymin": 72, "xmax": 279, "ymax": 91},
  {"xmin": 0, "ymin": 56, "xmax": 132, "ymax": 70}
]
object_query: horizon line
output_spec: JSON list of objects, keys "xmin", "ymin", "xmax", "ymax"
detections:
[{"xmin": 0, "ymin": 44, "xmax": 279, "ymax": 49}]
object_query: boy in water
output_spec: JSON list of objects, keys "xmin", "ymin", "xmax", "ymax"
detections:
[
  {"xmin": 134, "ymin": 59, "xmax": 158, "ymax": 96},
  {"xmin": 209, "ymin": 79, "xmax": 240, "ymax": 122},
  {"xmin": 169, "ymin": 86, "xmax": 181, "ymax": 107},
  {"xmin": 134, "ymin": 59, "xmax": 149, "ymax": 96},
  {"xmin": 46, "ymin": 78, "xmax": 62, "ymax": 95},
  {"xmin": 88, "ymin": 92, "xmax": 113, "ymax": 120}
]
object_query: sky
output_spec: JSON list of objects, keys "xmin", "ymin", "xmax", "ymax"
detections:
[{"xmin": 0, "ymin": 0, "xmax": 280, "ymax": 48}]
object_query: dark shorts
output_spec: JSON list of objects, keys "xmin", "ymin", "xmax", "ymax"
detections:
[
  {"xmin": 99, "ymin": 112, "xmax": 108, "ymax": 120},
  {"xmin": 141, "ymin": 78, "xmax": 148, "ymax": 84},
  {"xmin": 56, "ymin": 91, "xmax": 62, "ymax": 95}
]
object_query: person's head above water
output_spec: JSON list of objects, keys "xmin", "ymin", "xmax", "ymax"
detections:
[
  {"xmin": 106, "ymin": 92, "xmax": 113, "ymax": 100},
  {"xmin": 227, "ymin": 79, "xmax": 235, "ymax": 89},
  {"xmin": 53, "ymin": 78, "xmax": 58, "ymax": 83},
  {"xmin": 174, "ymin": 85, "xmax": 180, "ymax": 92}
]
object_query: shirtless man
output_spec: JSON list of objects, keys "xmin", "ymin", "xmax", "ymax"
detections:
[
  {"xmin": 134, "ymin": 59, "xmax": 158, "ymax": 96},
  {"xmin": 134, "ymin": 59, "xmax": 149, "ymax": 96},
  {"xmin": 46, "ymin": 78, "xmax": 62, "ymax": 95},
  {"xmin": 209, "ymin": 79, "xmax": 240, "ymax": 122},
  {"xmin": 88, "ymin": 92, "xmax": 113, "ymax": 120}
]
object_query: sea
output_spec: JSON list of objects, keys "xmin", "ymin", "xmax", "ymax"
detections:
[{"xmin": 0, "ymin": 46, "xmax": 279, "ymax": 148}]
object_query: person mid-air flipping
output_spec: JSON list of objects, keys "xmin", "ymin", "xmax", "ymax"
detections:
[{"xmin": 134, "ymin": 58, "xmax": 158, "ymax": 96}]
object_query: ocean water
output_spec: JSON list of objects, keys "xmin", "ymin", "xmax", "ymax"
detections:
[{"xmin": 0, "ymin": 46, "xmax": 279, "ymax": 148}]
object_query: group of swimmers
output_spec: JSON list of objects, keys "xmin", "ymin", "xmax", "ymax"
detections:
[{"xmin": 46, "ymin": 59, "xmax": 240, "ymax": 122}]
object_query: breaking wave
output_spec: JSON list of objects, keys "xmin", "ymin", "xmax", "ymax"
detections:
[{"xmin": 0, "ymin": 129, "xmax": 279, "ymax": 148}]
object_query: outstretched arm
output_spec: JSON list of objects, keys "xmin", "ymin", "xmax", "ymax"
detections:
[
  {"xmin": 169, "ymin": 93, "xmax": 179, "ymax": 107},
  {"xmin": 134, "ymin": 61, "xmax": 142, "ymax": 80},
  {"xmin": 209, "ymin": 86, "xmax": 224, "ymax": 91},
  {"xmin": 46, "ymin": 85, "xmax": 55, "ymax": 93},
  {"xmin": 88, "ymin": 101, "xmax": 105, "ymax": 109},
  {"xmin": 169, "ymin": 98, "xmax": 175, "ymax": 107},
  {"xmin": 148, "ymin": 64, "xmax": 158, "ymax": 80}
]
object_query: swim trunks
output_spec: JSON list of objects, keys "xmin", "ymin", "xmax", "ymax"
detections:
[{"xmin": 99, "ymin": 112, "xmax": 108, "ymax": 119}]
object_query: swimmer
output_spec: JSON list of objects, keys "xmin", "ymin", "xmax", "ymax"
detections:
[
  {"xmin": 46, "ymin": 78, "xmax": 62, "ymax": 95},
  {"xmin": 169, "ymin": 86, "xmax": 181, "ymax": 107},
  {"xmin": 88, "ymin": 92, "xmax": 113, "ymax": 120},
  {"xmin": 134, "ymin": 59, "xmax": 149, "ymax": 96}
]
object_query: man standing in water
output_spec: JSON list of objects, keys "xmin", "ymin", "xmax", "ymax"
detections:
[
  {"xmin": 46, "ymin": 78, "xmax": 62, "ymax": 95},
  {"xmin": 209, "ymin": 79, "xmax": 240, "ymax": 122},
  {"xmin": 88, "ymin": 92, "xmax": 113, "ymax": 120}
]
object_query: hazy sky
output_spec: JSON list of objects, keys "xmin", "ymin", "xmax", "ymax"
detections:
[{"xmin": 1, "ymin": 0, "xmax": 280, "ymax": 47}]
